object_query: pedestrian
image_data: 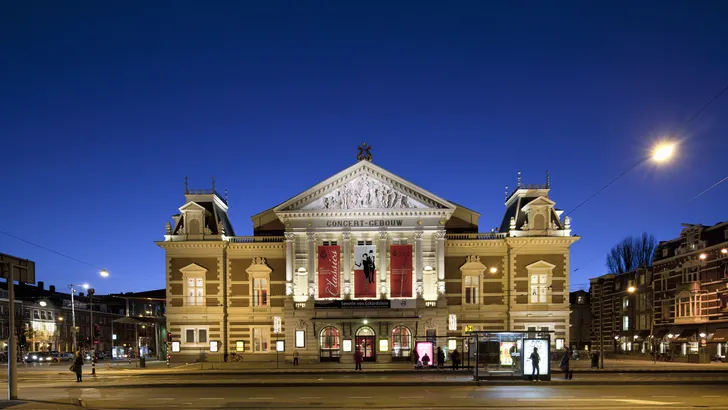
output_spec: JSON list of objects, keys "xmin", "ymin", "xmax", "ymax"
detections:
[
  {"xmin": 422, "ymin": 352, "xmax": 430, "ymax": 368},
  {"xmin": 560, "ymin": 348, "xmax": 573, "ymax": 380},
  {"xmin": 451, "ymin": 348, "xmax": 460, "ymax": 370},
  {"xmin": 436, "ymin": 346, "xmax": 445, "ymax": 369},
  {"xmin": 354, "ymin": 349, "xmax": 363, "ymax": 371},
  {"xmin": 293, "ymin": 350, "xmax": 299, "ymax": 366},
  {"xmin": 530, "ymin": 347, "xmax": 540, "ymax": 381},
  {"xmin": 72, "ymin": 351, "xmax": 84, "ymax": 382},
  {"xmin": 413, "ymin": 349, "xmax": 420, "ymax": 369}
]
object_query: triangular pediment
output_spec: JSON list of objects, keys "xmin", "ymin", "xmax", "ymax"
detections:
[
  {"xmin": 179, "ymin": 202, "xmax": 206, "ymax": 212},
  {"xmin": 521, "ymin": 196, "xmax": 555, "ymax": 211},
  {"xmin": 274, "ymin": 161, "xmax": 456, "ymax": 213}
]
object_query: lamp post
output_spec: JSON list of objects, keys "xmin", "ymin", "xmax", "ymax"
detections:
[{"xmin": 68, "ymin": 283, "xmax": 90, "ymax": 352}]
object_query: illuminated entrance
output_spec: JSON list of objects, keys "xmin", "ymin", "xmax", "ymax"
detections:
[
  {"xmin": 355, "ymin": 326, "xmax": 376, "ymax": 362},
  {"xmin": 319, "ymin": 326, "xmax": 340, "ymax": 362}
]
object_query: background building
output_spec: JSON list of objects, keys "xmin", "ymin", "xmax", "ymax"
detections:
[
  {"xmin": 159, "ymin": 148, "xmax": 579, "ymax": 364},
  {"xmin": 569, "ymin": 290, "xmax": 591, "ymax": 350}
]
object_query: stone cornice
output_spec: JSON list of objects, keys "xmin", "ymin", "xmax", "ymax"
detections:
[
  {"xmin": 155, "ymin": 241, "xmax": 227, "ymax": 250},
  {"xmin": 277, "ymin": 209, "xmax": 452, "ymax": 219},
  {"xmin": 445, "ymin": 240, "xmax": 507, "ymax": 248},
  {"xmin": 228, "ymin": 243, "xmax": 285, "ymax": 251},
  {"xmin": 506, "ymin": 237, "xmax": 580, "ymax": 247}
]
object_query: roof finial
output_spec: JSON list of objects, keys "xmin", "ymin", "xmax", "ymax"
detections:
[
  {"xmin": 517, "ymin": 171, "xmax": 522, "ymax": 189},
  {"xmin": 546, "ymin": 170, "xmax": 550, "ymax": 188},
  {"xmin": 357, "ymin": 142, "xmax": 373, "ymax": 162},
  {"xmin": 211, "ymin": 176, "xmax": 216, "ymax": 191},
  {"xmin": 184, "ymin": 176, "xmax": 189, "ymax": 194},
  {"xmin": 505, "ymin": 185, "xmax": 509, "ymax": 202}
]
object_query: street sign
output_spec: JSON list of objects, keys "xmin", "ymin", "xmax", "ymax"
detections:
[{"xmin": 0, "ymin": 253, "xmax": 35, "ymax": 284}]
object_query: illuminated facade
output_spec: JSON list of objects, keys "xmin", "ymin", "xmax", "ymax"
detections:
[{"xmin": 158, "ymin": 147, "xmax": 579, "ymax": 363}]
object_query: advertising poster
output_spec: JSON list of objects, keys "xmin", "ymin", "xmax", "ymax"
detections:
[
  {"xmin": 522, "ymin": 339, "xmax": 549, "ymax": 378},
  {"xmin": 354, "ymin": 244, "xmax": 377, "ymax": 298},
  {"xmin": 499, "ymin": 342, "xmax": 515, "ymax": 366},
  {"xmin": 415, "ymin": 342, "xmax": 434, "ymax": 367},
  {"xmin": 390, "ymin": 244, "xmax": 413, "ymax": 298},
  {"xmin": 317, "ymin": 245, "xmax": 341, "ymax": 298}
]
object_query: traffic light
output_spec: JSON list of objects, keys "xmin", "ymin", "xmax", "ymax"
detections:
[{"xmin": 166, "ymin": 332, "xmax": 172, "ymax": 342}]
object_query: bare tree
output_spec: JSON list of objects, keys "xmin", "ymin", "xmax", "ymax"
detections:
[{"xmin": 606, "ymin": 233, "xmax": 657, "ymax": 274}]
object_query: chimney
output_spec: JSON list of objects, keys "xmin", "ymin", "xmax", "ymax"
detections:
[
  {"xmin": 49, "ymin": 285, "xmax": 56, "ymax": 293},
  {"xmin": 37, "ymin": 281, "xmax": 44, "ymax": 290}
]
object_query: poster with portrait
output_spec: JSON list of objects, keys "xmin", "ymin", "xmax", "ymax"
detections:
[
  {"xmin": 354, "ymin": 244, "xmax": 377, "ymax": 298},
  {"xmin": 522, "ymin": 338, "xmax": 550, "ymax": 378},
  {"xmin": 415, "ymin": 341, "xmax": 433, "ymax": 367},
  {"xmin": 317, "ymin": 245, "xmax": 340, "ymax": 299},
  {"xmin": 499, "ymin": 342, "xmax": 515, "ymax": 366},
  {"xmin": 390, "ymin": 244, "xmax": 413, "ymax": 298}
]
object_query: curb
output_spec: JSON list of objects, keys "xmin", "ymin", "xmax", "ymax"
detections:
[{"xmin": 44, "ymin": 379, "xmax": 728, "ymax": 389}]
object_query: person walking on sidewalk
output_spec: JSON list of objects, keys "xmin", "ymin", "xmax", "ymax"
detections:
[
  {"xmin": 560, "ymin": 348, "xmax": 573, "ymax": 380},
  {"xmin": 354, "ymin": 349, "xmax": 363, "ymax": 371},
  {"xmin": 436, "ymin": 346, "xmax": 445, "ymax": 369},
  {"xmin": 530, "ymin": 346, "xmax": 541, "ymax": 381},
  {"xmin": 451, "ymin": 349, "xmax": 461, "ymax": 370},
  {"xmin": 293, "ymin": 350, "xmax": 299, "ymax": 366},
  {"xmin": 413, "ymin": 349, "xmax": 420, "ymax": 369},
  {"xmin": 72, "ymin": 351, "xmax": 84, "ymax": 382}
]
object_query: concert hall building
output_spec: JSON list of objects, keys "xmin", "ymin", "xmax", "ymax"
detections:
[{"xmin": 157, "ymin": 147, "xmax": 579, "ymax": 364}]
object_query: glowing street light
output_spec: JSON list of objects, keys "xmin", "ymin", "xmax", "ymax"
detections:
[
  {"xmin": 100, "ymin": 269, "xmax": 109, "ymax": 278},
  {"xmin": 699, "ymin": 253, "xmax": 707, "ymax": 260},
  {"xmin": 652, "ymin": 142, "xmax": 676, "ymax": 162},
  {"xmin": 722, "ymin": 248, "xmax": 728, "ymax": 255},
  {"xmin": 489, "ymin": 267, "xmax": 498, "ymax": 274},
  {"xmin": 627, "ymin": 286, "xmax": 636, "ymax": 293}
]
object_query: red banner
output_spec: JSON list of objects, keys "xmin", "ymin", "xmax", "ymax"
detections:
[
  {"xmin": 317, "ymin": 245, "xmax": 340, "ymax": 298},
  {"xmin": 354, "ymin": 244, "xmax": 377, "ymax": 298},
  {"xmin": 390, "ymin": 244, "xmax": 412, "ymax": 298}
]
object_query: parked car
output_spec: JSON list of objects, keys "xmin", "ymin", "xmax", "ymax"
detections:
[
  {"xmin": 51, "ymin": 352, "xmax": 74, "ymax": 362},
  {"xmin": 24, "ymin": 352, "xmax": 53, "ymax": 363}
]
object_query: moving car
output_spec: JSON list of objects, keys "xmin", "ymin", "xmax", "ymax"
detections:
[{"xmin": 24, "ymin": 352, "xmax": 53, "ymax": 363}]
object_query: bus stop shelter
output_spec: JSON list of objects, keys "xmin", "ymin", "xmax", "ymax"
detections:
[{"xmin": 467, "ymin": 331, "xmax": 554, "ymax": 381}]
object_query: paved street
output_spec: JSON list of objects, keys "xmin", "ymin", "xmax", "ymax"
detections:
[{"xmin": 7, "ymin": 384, "xmax": 728, "ymax": 409}]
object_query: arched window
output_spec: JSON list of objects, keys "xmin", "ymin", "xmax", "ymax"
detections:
[
  {"xmin": 391, "ymin": 326, "xmax": 412, "ymax": 358},
  {"xmin": 320, "ymin": 326, "xmax": 340, "ymax": 350},
  {"xmin": 356, "ymin": 326, "xmax": 375, "ymax": 337}
]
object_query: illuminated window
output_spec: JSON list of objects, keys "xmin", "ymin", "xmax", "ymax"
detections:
[
  {"xmin": 622, "ymin": 315, "xmax": 629, "ymax": 330},
  {"xmin": 320, "ymin": 326, "xmax": 340, "ymax": 350},
  {"xmin": 463, "ymin": 275, "xmax": 480, "ymax": 305},
  {"xmin": 530, "ymin": 274, "xmax": 548, "ymax": 304},
  {"xmin": 391, "ymin": 326, "xmax": 412, "ymax": 357},
  {"xmin": 181, "ymin": 264, "xmax": 208, "ymax": 307},
  {"xmin": 253, "ymin": 278, "xmax": 268, "ymax": 307},
  {"xmin": 235, "ymin": 340, "xmax": 245, "ymax": 352},
  {"xmin": 252, "ymin": 327, "xmax": 269, "ymax": 352}
]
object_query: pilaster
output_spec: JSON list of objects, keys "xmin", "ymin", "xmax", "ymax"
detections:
[
  {"xmin": 414, "ymin": 230, "xmax": 424, "ymax": 298},
  {"xmin": 343, "ymin": 232, "xmax": 351, "ymax": 299},
  {"xmin": 436, "ymin": 230, "xmax": 446, "ymax": 295},
  {"xmin": 307, "ymin": 232, "xmax": 316, "ymax": 300},
  {"xmin": 285, "ymin": 232, "xmax": 295, "ymax": 297}
]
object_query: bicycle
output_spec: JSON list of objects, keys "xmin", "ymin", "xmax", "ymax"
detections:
[{"xmin": 226, "ymin": 353, "xmax": 243, "ymax": 363}]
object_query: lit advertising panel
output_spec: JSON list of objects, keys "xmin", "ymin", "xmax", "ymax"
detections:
[
  {"xmin": 415, "ymin": 341, "xmax": 434, "ymax": 367},
  {"xmin": 499, "ymin": 342, "xmax": 514, "ymax": 366},
  {"xmin": 522, "ymin": 338, "xmax": 549, "ymax": 377}
]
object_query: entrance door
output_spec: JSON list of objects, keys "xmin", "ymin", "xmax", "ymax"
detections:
[{"xmin": 355, "ymin": 326, "xmax": 376, "ymax": 362}]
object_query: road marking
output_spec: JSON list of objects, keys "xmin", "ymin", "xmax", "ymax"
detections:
[
  {"xmin": 300, "ymin": 396, "xmax": 323, "ymax": 399},
  {"xmin": 518, "ymin": 398, "xmax": 678, "ymax": 405},
  {"xmin": 249, "ymin": 397, "xmax": 274, "ymax": 400},
  {"xmin": 450, "ymin": 395, "xmax": 468, "ymax": 399},
  {"xmin": 349, "ymin": 396, "xmax": 372, "ymax": 399},
  {"xmin": 200, "ymin": 398, "xmax": 224, "ymax": 400},
  {"xmin": 702, "ymin": 395, "xmax": 724, "ymax": 398},
  {"xmin": 150, "ymin": 398, "xmax": 174, "ymax": 401},
  {"xmin": 652, "ymin": 395, "xmax": 676, "ymax": 398},
  {"xmin": 399, "ymin": 396, "xmax": 424, "ymax": 399}
]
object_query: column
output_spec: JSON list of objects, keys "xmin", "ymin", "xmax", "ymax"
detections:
[
  {"xmin": 379, "ymin": 230, "xmax": 388, "ymax": 299},
  {"xmin": 285, "ymin": 232, "xmax": 295, "ymax": 296},
  {"xmin": 307, "ymin": 232, "xmax": 316, "ymax": 300},
  {"xmin": 414, "ymin": 230, "xmax": 424, "ymax": 297},
  {"xmin": 436, "ymin": 230, "xmax": 446, "ymax": 295},
  {"xmin": 343, "ymin": 232, "xmax": 351, "ymax": 298}
]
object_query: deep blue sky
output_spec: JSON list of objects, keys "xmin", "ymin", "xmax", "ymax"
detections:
[{"xmin": 2, "ymin": 1, "xmax": 727, "ymax": 294}]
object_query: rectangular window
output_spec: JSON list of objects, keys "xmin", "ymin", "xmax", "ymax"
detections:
[
  {"xmin": 184, "ymin": 327, "xmax": 208, "ymax": 344},
  {"xmin": 530, "ymin": 274, "xmax": 548, "ymax": 303},
  {"xmin": 577, "ymin": 295, "xmax": 585, "ymax": 304},
  {"xmin": 235, "ymin": 341, "xmax": 245, "ymax": 352},
  {"xmin": 464, "ymin": 275, "xmax": 479, "ymax": 304},
  {"xmin": 662, "ymin": 248, "xmax": 669, "ymax": 258},
  {"xmin": 185, "ymin": 329, "xmax": 195, "ymax": 344},
  {"xmin": 639, "ymin": 314, "xmax": 647, "ymax": 330},
  {"xmin": 622, "ymin": 315, "xmax": 629, "ymax": 330},
  {"xmin": 185, "ymin": 276, "xmax": 205, "ymax": 306},
  {"xmin": 622, "ymin": 296, "xmax": 629, "ymax": 310},
  {"xmin": 198, "ymin": 329, "xmax": 208, "ymax": 343},
  {"xmin": 33, "ymin": 309, "xmax": 40, "ymax": 320},
  {"xmin": 252, "ymin": 328, "xmax": 269, "ymax": 352},
  {"xmin": 295, "ymin": 330, "xmax": 305, "ymax": 348},
  {"xmin": 639, "ymin": 274, "xmax": 645, "ymax": 285},
  {"xmin": 253, "ymin": 278, "xmax": 268, "ymax": 307},
  {"xmin": 678, "ymin": 297, "xmax": 691, "ymax": 317},
  {"xmin": 683, "ymin": 267, "xmax": 698, "ymax": 283}
]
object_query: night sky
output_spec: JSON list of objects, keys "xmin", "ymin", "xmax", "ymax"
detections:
[{"xmin": 2, "ymin": 1, "xmax": 727, "ymax": 294}]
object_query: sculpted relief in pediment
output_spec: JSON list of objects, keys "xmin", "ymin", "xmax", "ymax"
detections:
[{"xmin": 301, "ymin": 175, "xmax": 426, "ymax": 211}]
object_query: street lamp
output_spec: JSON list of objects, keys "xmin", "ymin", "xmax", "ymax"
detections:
[
  {"xmin": 652, "ymin": 142, "xmax": 676, "ymax": 162},
  {"xmin": 68, "ymin": 283, "xmax": 90, "ymax": 352}
]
